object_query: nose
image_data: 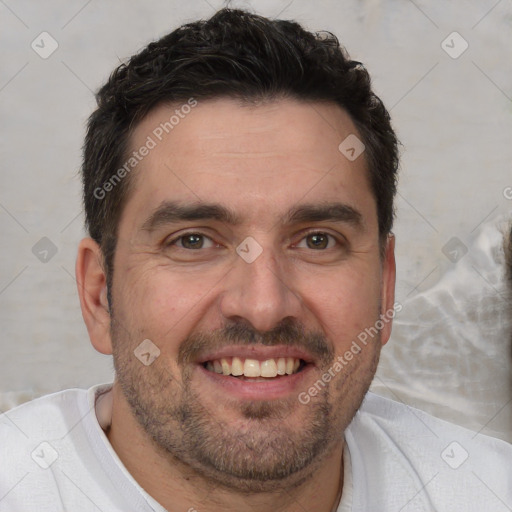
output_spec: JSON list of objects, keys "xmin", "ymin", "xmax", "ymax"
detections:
[{"xmin": 218, "ymin": 242, "xmax": 303, "ymax": 332}]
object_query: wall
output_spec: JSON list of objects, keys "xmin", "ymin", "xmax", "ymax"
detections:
[{"xmin": 1, "ymin": 0, "xmax": 511, "ymax": 439}]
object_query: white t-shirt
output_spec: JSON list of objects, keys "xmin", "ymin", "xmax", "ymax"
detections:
[{"xmin": 0, "ymin": 384, "xmax": 510, "ymax": 511}]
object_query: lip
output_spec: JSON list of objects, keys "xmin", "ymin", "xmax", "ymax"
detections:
[
  {"xmin": 196, "ymin": 362, "xmax": 314, "ymax": 400},
  {"xmin": 196, "ymin": 344, "xmax": 316, "ymax": 365}
]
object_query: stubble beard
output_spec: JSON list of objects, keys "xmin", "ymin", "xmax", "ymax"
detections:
[{"xmin": 110, "ymin": 316, "xmax": 381, "ymax": 492}]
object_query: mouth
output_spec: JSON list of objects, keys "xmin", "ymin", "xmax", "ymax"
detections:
[
  {"xmin": 203, "ymin": 356, "xmax": 307, "ymax": 380},
  {"xmin": 195, "ymin": 345, "xmax": 315, "ymax": 399}
]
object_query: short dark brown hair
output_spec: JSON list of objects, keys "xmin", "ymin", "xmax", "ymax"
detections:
[{"xmin": 81, "ymin": 8, "xmax": 400, "ymax": 296}]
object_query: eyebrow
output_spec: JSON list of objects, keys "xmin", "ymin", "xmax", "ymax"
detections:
[
  {"xmin": 141, "ymin": 200, "xmax": 363, "ymax": 232},
  {"xmin": 284, "ymin": 202, "xmax": 363, "ymax": 228},
  {"xmin": 141, "ymin": 201, "xmax": 241, "ymax": 231}
]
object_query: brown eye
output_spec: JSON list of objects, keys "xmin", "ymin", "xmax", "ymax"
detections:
[
  {"xmin": 293, "ymin": 231, "xmax": 347, "ymax": 262},
  {"xmin": 173, "ymin": 233, "xmax": 214, "ymax": 250},
  {"xmin": 306, "ymin": 233, "xmax": 330, "ymax": 249},
  {"xmin": 296, "ymin": 232, "xmax": 337, "ymax": 250},
  {"xmin": 181, "ymin": 234, "xmax": 204, "ymax": 249}
]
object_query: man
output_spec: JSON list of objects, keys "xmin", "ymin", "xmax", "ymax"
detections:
[{"xmin": 1, "ymin": 8, "xmax": 510, "ymax": 511}]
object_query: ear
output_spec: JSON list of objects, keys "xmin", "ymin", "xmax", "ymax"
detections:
[
  {"xmin": 380, "ymin": 233, "xmax": 396, "ymax": 346},
  {"xmin": 76, "ymin": 238, "xmax": 113, "ymax": 355}
]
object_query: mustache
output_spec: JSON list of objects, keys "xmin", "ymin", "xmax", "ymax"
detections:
[{"xmin": 178, "ymin": 318, "xmax": 334, "ymax": 366}]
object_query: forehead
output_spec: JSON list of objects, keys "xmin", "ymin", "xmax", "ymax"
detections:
[{"xmin": 122, "ymin": 97, "xmax": 375, "ymax": 230}]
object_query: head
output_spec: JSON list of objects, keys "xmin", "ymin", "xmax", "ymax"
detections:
[{"xmin": 77, "ymin": 8, "xmax": 399, "ymax": 492}]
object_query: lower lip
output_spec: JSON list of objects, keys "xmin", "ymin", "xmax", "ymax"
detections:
[{"xmin": 196, "ymin": 364, "xmax": 314, "ymax": 400}]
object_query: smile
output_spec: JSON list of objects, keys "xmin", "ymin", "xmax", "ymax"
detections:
[
  {"xmin": 195, "ymin": 345, "xmax": 315, "ymax": 398},
  {"xmin": 203, "ymin": 356, "xmax": 305, "ymax": 378}
]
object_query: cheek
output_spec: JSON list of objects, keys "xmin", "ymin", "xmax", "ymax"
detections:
[
  {"xmin": 114, "ymin": 266, "xmax": 217, "ymax": 344},
  {"xmin": 300, "ymin": 266, "xmax": 382, "ymax": 347}
]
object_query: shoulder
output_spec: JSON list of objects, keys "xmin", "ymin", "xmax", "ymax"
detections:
[
  {"xmin": 0, "ymin": 385, "xmax": 109, "ymax": 509},
  {"xmin": 0, "ymin": 387, "xmax": 90, "ymax": 448},
  {"xmin": 0, "ymin": 387, "xmax": 92, "ymax": 470},
  {"xmin": 345, "ymin": 392, "xmax": 512, "ymax": 510},
  {"xmin": 355, "ymin": 391, "xmax": 512, "ymax": 455},
  {"xmin": 0, "ymin": 386, "xmax": 103, "ymax": 443}
]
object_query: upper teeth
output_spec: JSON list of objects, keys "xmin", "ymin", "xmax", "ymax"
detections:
[{"xmin": 205, "ymin": 357, "xmax": 301, "ymax": 378}]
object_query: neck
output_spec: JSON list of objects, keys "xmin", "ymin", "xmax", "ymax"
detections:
[{"xmin": 106, "ymin": 384, "xmax": 345, "ymax": 512}]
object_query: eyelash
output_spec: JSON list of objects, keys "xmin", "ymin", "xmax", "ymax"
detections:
[
  {"xmin": 168, "ymin": 232, "xmax": 217, "ymax": 250},
  {"xmin": 166, "ymin": 230, "xmax": 344, "ymax": 250}
]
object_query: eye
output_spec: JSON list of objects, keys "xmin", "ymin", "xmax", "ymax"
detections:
[
  {"xmin": 296, "ymin": 232, "xmax": 338, "ymax": 250},
  {"xmin": 170, "ymin": 233, "xmax": 215, "ymax": 250}
]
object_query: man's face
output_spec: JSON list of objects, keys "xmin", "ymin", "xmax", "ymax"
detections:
[{"xmin": 108, "ymin": 97, "xmax": 395, "ymax": 490}]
